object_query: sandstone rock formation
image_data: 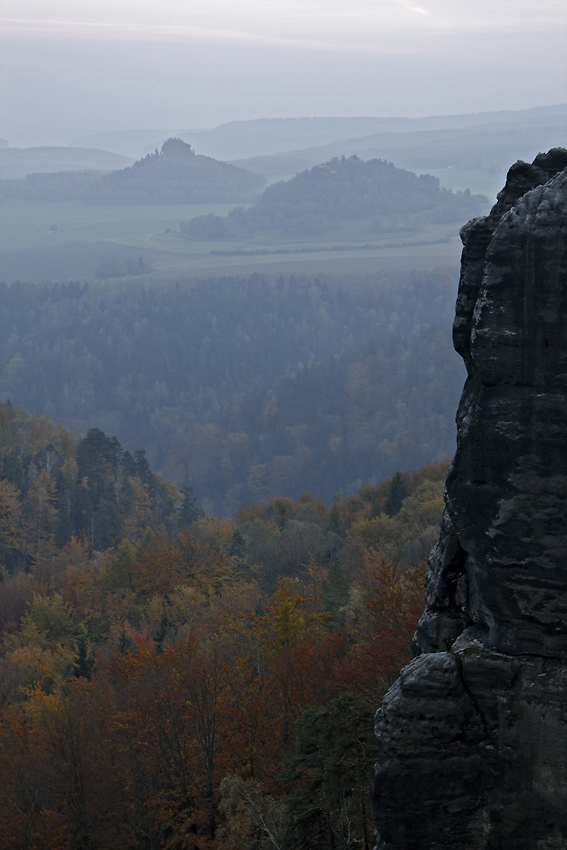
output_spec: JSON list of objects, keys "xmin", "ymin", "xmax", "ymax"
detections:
[{"xmin": 372, "ymin": 149, "xmax": 567, "ymax": 850}]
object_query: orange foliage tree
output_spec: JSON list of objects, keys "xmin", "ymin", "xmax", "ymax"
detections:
[{"xmin": 333, "ymin": 555, "xmax": 426, "ymax": 702}]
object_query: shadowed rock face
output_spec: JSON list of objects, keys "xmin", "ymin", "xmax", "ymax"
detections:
[{"xmin": 372, "ymin": 149, "xmax": 567, "ymax": 850}]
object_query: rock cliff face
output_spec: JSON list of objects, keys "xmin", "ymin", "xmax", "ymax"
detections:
[{"xmin": 372, "ymin": 149, "xmax": 567, "ymax": 850}]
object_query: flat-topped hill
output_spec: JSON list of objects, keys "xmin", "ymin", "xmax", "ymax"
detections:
[
  {"xmin": 82, "ymin": 138, "xmax": 266, "ymax": 204},
  {"xmin": 0, "ymin": 139, "xmax": 266, "ymax": 205}
]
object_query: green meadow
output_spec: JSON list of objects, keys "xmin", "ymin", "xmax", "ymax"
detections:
[
  {"xmin": 0, "ymin": 199, "xmax": 239, "ymax": 251},
  {"xmin": 0, "ymin": 197, "xmax": 474, "ymax": 283}
]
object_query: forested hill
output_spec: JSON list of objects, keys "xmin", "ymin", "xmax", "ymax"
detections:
[
  {"xmin": 82, "ymin": 137, "xmax": 266, "ymax": 204},
  {"xmin": 0, "ymin": 138, "xmax": 266, "ymax": 203},
  {"xmin": 181, "ymin": 154, "xmax": 486, "ymax": 238},
  {"xmin": 0, "ymin": 392, "xmax": 448, "ymax": 846},
  {"xmin": 0, "ymin": 170, "xmax": 107, "ymax": 202},
  {"xmin": 0, "ymin": 401, "xmax": 202, "ymax": 561},
  {"xmin": 0, "ymin": 270, "xmax": 464, "ymax": 513}
]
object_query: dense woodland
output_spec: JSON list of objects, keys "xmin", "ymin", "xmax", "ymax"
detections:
[
  {"xmin": 181, "ymin": 155, "xmax": 485, "ymax": 239},
  {"xmin": 0, "ymin": 154, "xmax": 465, "ymax": 845},
  {"xmin": 2, "ymin": 102, "xmax": 560, "ymax": 849},
  {"xmin": 0, "ymin": 170, "xmax": 106, "ymax": 202},
  {"xmin": 0, "ymin": 270, "xmax": 464, "ymax": 513},
  {"xmin": 84, "ymin": 139, "xmax": 266, "ymax": 204},
  {"xmin": 0, "ymin": 399, "xmax": 448, "ymax": 849},
  {"xmin": 0, "ymin": 139, "xmax": 266, "ymax": 204}
]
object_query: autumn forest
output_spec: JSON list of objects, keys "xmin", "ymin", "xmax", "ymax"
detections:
[
  {"xmin": 0, "ymin": 139, "xmax": 471, "ymax": 850},
  {"xmin": 0, "ymin": 398, "xmax": 448, "ymax": 849}
]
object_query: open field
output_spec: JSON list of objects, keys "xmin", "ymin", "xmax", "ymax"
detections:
[
  {"xmin": 0, "ymin": 199, "xmax": 240, "ymax": 251},
  {"xmin": 0, "ymin": 197, "xmax": 474, "ymax": 283}
]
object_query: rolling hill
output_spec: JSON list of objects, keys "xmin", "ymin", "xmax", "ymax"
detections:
[
  {"xmin": 82, "ymin": 138, "xmax": 266, "ymax": 204},
  {"xmin": 180, "ymin": 155, "xmax": 486, "ymax": 240}
]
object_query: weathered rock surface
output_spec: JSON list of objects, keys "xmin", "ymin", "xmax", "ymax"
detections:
[{"xmin": 372, "ymin": 149, "xmax": 567, "ymax": 849}]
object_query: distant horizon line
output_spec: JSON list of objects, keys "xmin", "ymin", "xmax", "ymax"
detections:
[{"xmin": 4, "ymin": 101, "xmax": 566, "ymax": 150}]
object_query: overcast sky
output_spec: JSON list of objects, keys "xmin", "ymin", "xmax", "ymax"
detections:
[{"xmin": 2, "ymin": 0, "xmax": 566, "ymax": 145}]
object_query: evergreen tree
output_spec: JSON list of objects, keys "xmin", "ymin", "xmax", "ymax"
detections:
[
  {"xmin": 384, "ymin": 471, "xmax": 409, "ymax": 517},
  {"xmin": 72, "ymin": 626, "xmax": 95, "ymax": 679},
  {"xmin": 228, "ymin": 527, "xmax": 246, "ymax": 560},
  {"xmin": 177, "ymin": 485, "xmax": 204, "ymax": 527},
  {"xmin": 284, "ymin": 693, "xmax": 377, "ymax": 850},
  {"xmin": 323, "ymin": 561, "xmax": 349, "ymax": 627}
]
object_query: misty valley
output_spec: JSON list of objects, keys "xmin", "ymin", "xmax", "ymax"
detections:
[
  {"xmin": 2, "ymin": 105, "xmax": 566, "ymax": 284},
  {"xmin": 0, "ymin": 114, "xmax": 496, "ymax": 515},
  {"xmin": 0, "ymin": 269, "xmax": 463, "ymax": 514},
  {"xmin": 0, "ymin": 105, "xmax": 566, "ymax": 849}
]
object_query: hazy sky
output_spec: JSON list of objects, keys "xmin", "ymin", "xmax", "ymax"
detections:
[{"xmin": 2, "ymin": 0, "xmax": 566, "ymax": 145}]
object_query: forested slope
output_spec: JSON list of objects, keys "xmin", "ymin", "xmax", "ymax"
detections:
[
  {"xmin": 0, "ymin": 170, "xmax": 107, "ymax": 201},
  {"xmin": 0, "ymin": 138, "xmax": 266, "ymax": 204},
  {"xmin": 0, "ymin": 397, "xmax": 448, "ymax": 848},
  {"xmin": 0, "ymin": 270, "xmax": 463, "ymax": 512},
  {"xmin": 181, "ymin": 155, "xmax": 485, "ymax": 239},
  {"xmin": 85, "ymin": 138, "xmax": 266, "ymax": 204},
  {"xmin": 0, "ymin": 401, "xmax": 196, "ymax": 560}
]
